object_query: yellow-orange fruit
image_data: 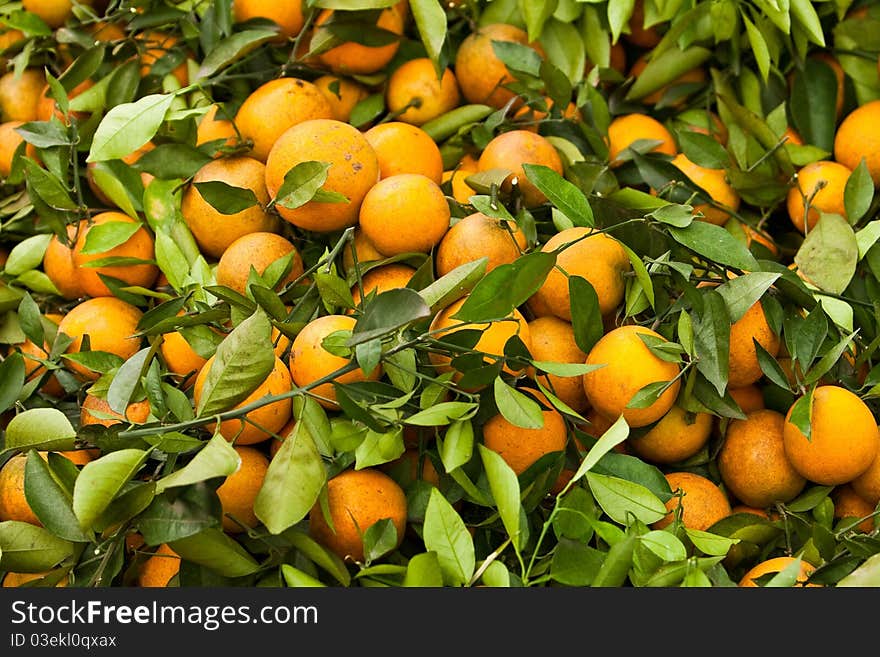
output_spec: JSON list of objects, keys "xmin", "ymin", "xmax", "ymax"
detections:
[
  {"xmin": 653, "ymin": 471, "xmax": 731, "ymax": 531},
  {"xmin": 739, "ymin": 556, "xmax": 818, "ymax": 587},
  {"xmin": 476, "ymin": 129, "xmax": 563, "ymax": 208},
  {"xmin": 435, "ymin": 211, "xmax": 526, "ymax": 278},
  {"xmin": 526, "ymin": 316, "xmax": 589, "ymax": 414},
  {"xmin": 216, "ymin": 445, "xmax": 269, "ymax": 533},
  {"xmin": 627, "ymin": 405, "xmax": 713, "ymax": 465},
  {"xmin": 727, "ymin": 300, "xmax": 781, "ymax": 389},
  {"xmin": 785, "ymin": 160, "xmax": 851, "ymax": 233}
]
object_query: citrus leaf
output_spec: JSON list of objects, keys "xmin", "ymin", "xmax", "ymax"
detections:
[
  {"xmin": 493, "ymin": 377, "xmax": 544, "ymax": 429},
  {"xmin": 87, "ymin": 93, "xmax": 175, "ymax": 163},
  {"xmin": 24, "ymin": 450, "xmax": 91, "ymax": 543},
  {"xmin": 586, "ymin": 472, "xmax": 668, "ymax": 525},
  {"xmin": 72, "ymin": 449, "xmax": 149, "ymax": 531},
  {"xmin": 0, "ymin": 521, "xmax": 75, "ymax": 573},
  {"xmin": 4, "ymin": 408, "xmax": 77, "ymax": 452},
  {"xmin": 195, "ymin": 29, "xmax": 279, "ymax": 81},
  {"xmin": 794, "ymin": 213, "xmax": 858, "ymax": 295},
  {"xmin": 477, "ymin": 444, "xmax": 521, "ymax": 550},
  {"xmin": 522, "ymin": 163, "xmax": 594, "ymax": 227},
  {"xmin": 423, "ymin": 487, "xmax": 475, "ymax": 587},
  {"xmin": 169, "ymin": 527, "xmax": 260, "ymax": 577},
  {"xmin": 154, "ymin": 434, "xmax": 241, "ymax": 494}
]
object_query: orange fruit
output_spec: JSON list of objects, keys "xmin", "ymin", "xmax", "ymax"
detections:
[
  {"xmin": 0, "ymin": 68, "xmax": 46, "ymax": 122},
  {"xmin": 727, "ymin": 299, "xmax": 781, "ymax": 389},
  {"xmin": 363, "ymin": 121, "xmax": 444, "ymax": 183},
  {"xmin": 137, "ymin": 30, "xmax": 189, "ymax": 86},
  {"xmin": 674, "ymin": 109, "xmax": 729, "ymax": 146},
  {"xmin": 80, "ymin": 393, "xmax": 151, "ymax": 427},
  {"xmin": 70, "ymin": 212, "xmax": 159, "ymax": 298},
  {"xmin": 785, "ymin": 160, "xmax": 851, "ymax": 233},
  {"xmin": 136, "ymin": 543, "xmax": 181, "ymax": 587},
  {"xmin": 181, "ymin": 156, "xmax": 279, "ymax": 260},
  {"xmin": 216, "ymin": 445, "xmax": 269, "ymax": 534},
  {"xmin": 193, "ymin": 355, "xmax": 293, "ymax": 445},
  {"xmin": 783, "ymin": 126, "xmax": 803, "ymax": 146},
  {"xmin": 476, "ymin": 129, "xmax": 563, "ymax": 208},
  {"xmin": 341, "ymin": 226, "xmax": 385, "ymax": 273},
  {"xmin": 834, "ymin": 99, "xmax": 880, "ymax": 186},
  {"xmin": 738, "ymin": 556, "xmax": 818, "ymax": 587},
  {"xmin": 234, "ymin": 77, "xmax": 333, "ymax": 163},
  {"xmin": 43, "ymin": 223, "xmax": 84, "ymax": 301},
  {"xmin": 728, "ymin": 384, "xmax": 765, "ymax": 414},
  {"xmin": 441, "ymin": 153, "xmax": 479, "ymax": 205},
  {"xmin": 482, "ymin": 390, "xmax": 568, "ymax": 475},
  {"xmin": 159, "ymin": 324, "xmax": 210, "ymax": 389},
  {"xmin": 435, "ymin": 211, "xmax": 526, "ymax": 278},
  {"xmin": 215, "ymin": 231, "xmax": 304, "ymax": 296},
  {"xmin": 624, "ymin": 0, "xmax": 663, "ymax": 48},
  {"xmin": 453, "ymin": 22, "xmax": 543, "ymax": 110},
  {"xmin": 628, "ymin": 54, "xmax": 707, "ymax": 106},
  {"xmin": 783, "ymin": 385, "xmax": 880, "ymax": 486},
  {"xmin": 529, "ymin": 226, "xmax": 631, "ymax": 321},
  {"xmin": 385, "ymin": 57, "xmax": 461, "ymax": 126},
  {"xmin": 308, "ymin": 467, "xmax": 408, "ymax": 563},
  {"xmin": 0, "ymin": 120, "xmax": 25, "ymax": 178},
  {"xmin": 851, "ymin": 441, "xmax": 880, "ymax": 506},
  {"xmin": 526, "ymin": 316, "xmax": 589, "ymax": 414},
  {"xmin": 358, "ymin": 173, "xmax": 450, "ymax": 256},
  {"xmin": 265, "ymin": 118, "xmax": 379, "ymax": 233},
  {"xmin": 428, "ymin": 295, "xmax": 532, "ymax": 384},
  {"xmin": 717, "ymin": 409, "xmax": 807, "ymax": 508},
  {"xmin": 34, "ymin": 79, "xmax": 93, "ymax": 123},
  {"xmin": 21, "ymin": 0, "xmax": 91, "ymax": 28},
  {"xmin": 0, "ymin": 29, "xmax": 25, "ymax": 70},
  {"xmin": 313, "ymin": 74, "xmax": 369, "ymax": 123},
  {"xmin": 289, "ymin": 314, "xmax": 383, "ymax": 410},
  {"xmin": 653, "ymin": 471, "xmax": 732, "ymax": 531},
  {"xmin": 582, "ymin": 324, "xmax": 682, "ymax": 428},
  {"xmin": 232, "ymin": 0, "xmax": 305, "ymax": 40},
  {"xmin": 607, "ymin": 113, "xmax": 677, "ymax": 165},
  {"xmin": 832, "ymin": 484, "xmax": 876, "ymax": 533},
  {"xmin": 0, "ymin": 454, "xmax": 40, "ymax": 525},
  {"xmin": 350, "ymin": 262, "xmax": 416, "ymax": 308},
  {"xmin": 17, "ymin": 312, "xmax": 65, "ymax": 398},
  {"xmin": 627, "ymin": 405, "xmax": 713, "ymax": 465},
  {"xmin": 313, "ymin": 4, "xmax": 406, "ymax": 76},
  {"xmin": 57, "ymin": 296, "xmax": 143, "ymax": 381},
  {"xmin": 195, "ymin": 103, "xmax": 238, "ymax": 152},
  {"xmin": 669, "ymin": 153, "xmax": 740, "ymax": 226}
]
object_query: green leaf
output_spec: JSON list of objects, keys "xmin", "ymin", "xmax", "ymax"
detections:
[
  {"xmin": 106, "ymin": 347, "xmax": 151, "ymax": 416},
  {"xmin": 493, "ymin": 378, "xmax": 544, "ymax": 429},
  {"xmin": 788, "ymin": 388, "xmax": 814, "ymax": 441},
  {"xmin": 24, "ymin": 451, "xmax": 91, "ymax": 543},
  {"xmin": 741, "ymin": 13, "xmax": 770, "ymax": 83},
  {"xmin": 790, "ymin": 0, "xmax": 826, "ymax": 46},
  {"xmin": 0, "ymin": 352, "xmax": 24, "ymax": 415},
  {"xmin": 254, "ymin": 422, "xmax": 326, "ymax": 535},
  {"xmin": 804, "ymin": 330, "xmax": 858, "ymax": 386},
  {"xmin": 274, "ymin": 160, "xmax": 348, "ymax": 210},
  {"xmin": 837, "ymin": 553, "xmax": 880, "ymax": 587},
  {"xmin": 87, "ymin": 93, "xmax": 175, "ymax": 163},
  {"xmin": 22, "ymin": 160, "xmax": 77, "ymax": 211},
  {"xmin": 418, "ymin": 257, "xmax": 487, "ymax": 312},
  {"xmin": 715, "ymin": 272, "xmax": 780, "ymax": 323},
  {"xmin": 586, "ymin": 472, "xmax": 668, "ymax": 525},
  {"xmin": 4, "ymin": 408, "xmax": 77, "ymax": 452},
  {"xmin": 539, "ymin": 18, "xmax": 585, "ymax": 85},
  {"xmin": 0, "ymin": 521, "xmax": 75, "ymax": 573},
  {"xmin": 169, "ymin": 527, "xmax": 260, "ymax": 577},
  {"xmin": 281, "ymin": 564, "xmax": 327, "ymax": 587},
  {"xmin": 639, "ymin": 530, "xmax": 688, "ymax": 562},
  {"xmin": 354, "ymin": 427, "xmax": 405, "ymax": 469},
  {"xmin": 154, "ymin": 434, "xmax": 241, "ymax": 494},
  {"xmin": 193, "ymin": 181, "xmax": 260, "ymax": 215},
  {"xmin": 195, "ymin": 309, "xmax": 275, "ymax": 417},
  {"xmin": 625, "ymin": 46, "xmax": 712, "ymax": 101},
  {"xmin": 404, "ymin": 401, "xmax": 478, "ymax": 426},
  {"xmin": 402, "ymin": 551, "xmax": 444, "ymax": 587},
  {"xmin": 422, "ymin": 487, "xmax": 475, "ymax": 586},
  {"xmin": 72, "ymin": 449, "xmax": 149, "ymax": 531},
  {"xmin": 284, "ymin": 529, "xmax": 351, "ymax": 586},
  {"xmin": 522, "ymin": 163, "xmax": 594, "ymax": 227},
  {"xmin": 685, "ymin": 528, "xmax": 740, "ymax": 556},
  {"xmin": 569, "ymin": 414, "xmax": 629, "ymax": 485},
  {"xmin": 477, "ymin": 444, "xmax": 521, "ymax": 550},
  {"xmin": 349, "ymin": 288, "xmax": 431, "ymax": 346},
  {"xmin": 195, "ymin": 29, "xmax": 279, "ymax": 81},
  {"xmin": 438, "ymin": 419, "xmax": 474, "ymax": 473},
  {"xmin": 844, "ymin": 158, "xmax": 874, "ymax": 225},
  {"xmin": 668, "ymin": 221, "xmax": 760, "ymax": 271},
  {"xmin": 409, "ymin": 0, "xmax": 446, "ymax": 75},
  {"xmin": 693, "ymin": 289, "xmax": 730, "ymax": 397},
  {"xmin": 568, "ymin": 275, "xmax": 604, "ymax": 354},
  {"xmin": 790, "ymin": 57, "xmax": 838, "ymax": 153},
  {"xmin": 677, "ymin": 130, "xmax": 730, "ymax": 170},
  {"xmin": 794, "ymin": 213, "xmax": 858, "ymax": 295},
  {"xmin": 4, "ymin": 233, "xmax": 52, "ymax": 277}
]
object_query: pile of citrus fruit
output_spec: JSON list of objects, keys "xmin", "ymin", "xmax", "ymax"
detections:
[{"xmin": 1, "ymin": 0, "xmax": 879, "ymax": 588}]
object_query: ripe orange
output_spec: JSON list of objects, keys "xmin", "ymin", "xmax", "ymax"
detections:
[
  {"xmin": 785, "ymin": 160, "xmax": 851, "ymax": 233},
  {"xmin": 624, "ymin": 0, "xmax": 663, "ymax": 48},
  {"xmin": 428, "ymin": 295, "xmax": 532, "ymax": 384},
  {"xmin": 137, "ymin": 30, "xmax": 189, "ymax": 86},
  {"xmin": 57, "ymin": 296, "xmax": 143, "ymax": 381},
  {"xmin": 482, "ymin": 390, "xmax": 568, "ymax": 475},
  {"xmin": 313, "ymin": 4, "xmax": 406, "ymax": 76},
  {"xmin": 358, "ymin": 173, "xmax": 450, "ymax": 256},
  {"xmin": 832, "ymin": 484, "xmax": 876, "ymax": 533},
  {"xmin": 627, "ymin": 405, "xmax": 713, "ymax": 465},
  {"xmin": 833, "ymin": 99, "xmax": 880, "ymax": 186},
  {"xmin": 181, "ymin": 156, "xmax": 279, "ymax": 260},
  {"xmin": 195, "ymin": 103, "xmax": 238, "ymax": 152},
  {"xmin": 607, "ymin": 113, "xmax": 677, "ymax": 165},
  {"xmin": 435, "ymin": 211, "xmax": 526, "ymax": 278},
  {"xmin": 727, "ymin": 300, "xmax": 781, "ymax": 389},
  {"xmin": 160, "ymin": 323, "xmax": 210, "ymax": 389},
  {"xmin": 453, "ymin": 22, "xmax": 543, "ymax": 110},
  {"xmin": 308, "ymin": 467, "xmax": 408, "ymax": 563},
  {"xmin": 232, "ymin": 0, "xmax": 305, "ymax": 40},
  {"xmin": 582, "ymin": 325, "xmax": 682, "ymax": 428},
  {"xmin": 738, "ymin": 556, "xmax": 817, "ymax": 587},
  {"xmin": 653, "ymin": 471, "xmax": 732, "ymax": 531},
  {"xmin": 728, "ymin": 384, "xmax": 765, "ymax": 414},
  {"xmin": 0, "ymin": 454, "xmax": 41, "ymax": 525},
  {"xmin": 215, "ymin": 231, "xmax": 304, "ymax": 296},
  {"xmin": 234, "ymin": 77, "xmax": 333, "ymax": 163},
  {"xmin": 193, "ymin": 355, "xmax": 293, "ymax": 445},
  {"xmin": 783, "ymin": 385, "xmax": 880, "ymax": 486},
  {"xmin": 526, "ymin": 316, "xmax": 589, "ymax": 414},
  {"xmin": 0, "ymin": 120, "xmax": 25, "ymax": 178},
  {"xmin": 851, "ymin": 441, "xmax": 880, "ymax": 506},
  {"xmin": 529, "ymin": 226, "xmax": 631, "ymax": 321},
  {"xmin": 341, "ymin": 226, "xmax": 385, "ymax": 273},
  {"xmin": 717, "ymin": 409, "xmax": 807, "ymax": 508},
  {"xmin": 289, "ymin": 314, "xmax": 383, "ymax": 410},
  {"xmin": 21, "ymin": 0, "xmax": 91, "ymax": 29},
  {"xmin": 385, "ymin": 57, "xmax": 461, "ymax": 126},
  {"xmin": 313, "ymin": 74, "xmax": 369, "ymax": 123},
  {"xmin": 80, "ymin": 393, "xmax": 151, "ymax": 427},
  {"xmin": 0, "ymin": 68, "xmax": 46, "ymax": 122},
  {"xmin": 43, "ymin": 223, "xmax": 83, "ymax": 301},
  {"xmin": 0, "ymin": 29, "xmax": 25, "ymax": 70},
  {"xmin": 136, "ymin": 543, "xmax": 181, "ymax": 587},
  {"xmin": 70, "ymin": 212, "xmax": 159, "ymax": 298},
  {"xmin": 441, "ymin": 152, "xmax": 479, "ymax": 205},
  {"xmin": 34, "ymin": 79, "xmax": 93, "ymax": 123},
  {"xmin": 216, "ymin": 445, "xmax": 269, "ymax": 534},
  {"xmin": 264, "ymin": 118, "xmax": 379, "ymax": 233},
  {"xmin": 669, "ymin": 153, "xmax": 740, "ymax": 225},
  {"xmin": 476, "ymin": 129, "xmax": 564, "ymax": 208},
  {"xmin": 363, "ymin": 121, "xmax": 444, "ymax": 183},
  {"xmin": 350, "ymin": 263, "xmax": 416, "ymax": 308}
]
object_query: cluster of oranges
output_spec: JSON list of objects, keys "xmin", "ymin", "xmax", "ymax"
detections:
[{"xmin": 1, "ymin": 0, "xmax": 879, "ymax": 589}]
